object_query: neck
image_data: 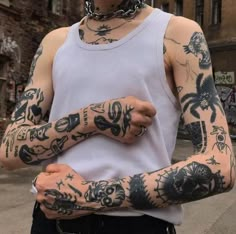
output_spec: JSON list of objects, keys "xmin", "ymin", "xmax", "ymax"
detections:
[
  {"xmin": 92, "ymin": 0, "xmax": 123, "ymax": 14},
  {"xmin": 85, "ymin": 0, "xmax": 146, "ymax": 21}
]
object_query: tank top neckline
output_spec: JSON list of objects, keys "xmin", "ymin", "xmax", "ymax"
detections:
[{"xmin": 74, "ymin": 8, "xmax": 160, "ymax": 51}]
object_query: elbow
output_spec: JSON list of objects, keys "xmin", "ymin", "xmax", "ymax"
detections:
[
  {"xmin": 223, "ymin": 155, "xmax": 235, "ymax": 192},
  {"xmin": 0, "ymin": 148, "xmax": 21, "ymax": 171},
  {"xmin": 0, "ymin": 157, "xmax": 17, "ymax": 171}
]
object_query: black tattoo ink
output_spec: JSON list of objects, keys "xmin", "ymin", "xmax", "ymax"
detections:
[
  {"xmin": 2, "ymin": 128, "xmax": 21, "ymax": 157},
  {"xmin": 19, "ymin": 136, "xmax": 68, "ymax": 165},
  {"xmin": 17, "ymin": 127, "xmax": 29, "ymax": 140},
  {"xmin": 28, "ymin": 46, "xmax": 43, "ymax": 85},
  {"xmin": 183, "ymin": 32, "xmax": 211, "ymax": 69},
  {"xmin": 185, "ymin": 121, "xmax": 207, "ymax": 154},
  {"xmin": 27, "ymin": 90, "xmax": 44, "ymax": 124},
  {"xmin": 129, "ymin": 174, "xmax": 156, "ymax": 209},
  {"xmin": 79, "ymin": 29, "xmax": 85, "ymax": 41},
  {"xmin": 83, "ymin": 108, "xmax": 89, "ymax": 126},
  {"xmin": 122, "ymin": 105, "xmax": 134, "ymax": 136},
  {"xmin": 181, "ymin": 73, "xmax": 224, "ymax": 123},
  {"xmin": 14, "ymin": 146, "xmax": 19, "ymax": 157},
  {"xmin": 68, "ymin": 184, "xmax": 83, "ymax": 197},
  {"xmin": 210, "ymin": 126, "xmax": 231, "ymax": 154},
  {"xmin": 176, "ymin": 59, "xmax": 198, "ymax": 82},
  {"xmin": 56, "ymin": 180, "xmax": 65, "ymax": 190},
  {"xmin": 71, "ymin": 131, "xmax": 95, "ymax": 141},
  {"xmin": 94, "ymin": 102, "xmax": 134, "ymax": 137},
  {"xmin": 206, "ymin": 156, "xmax": 220, "ymax": 165},
  {"xmin": 30, "ymin": 123, "xmax": 52, "ymax": 141},
  {"xmin": 43, "ymin": 189, "xmax": 98, "ymax": 215},
  {"xmin": 78, "ymin": 28, "xmax": 117, "ymax": 45},
  {"xmin": 65, "ymin": 174, "xmax": 74, "ymax": 181},
  {"xmin": 163, "ymin": 43, "xmax": 166, "ymax": 54},
  {"xmin": 95, "ymin": 25, "xmax": 112, "ymax": 36},
  {"xmin": 84, "ymin": 181, "xmax": 125, "ymax": 208},
  {"xmin": 89, "ymin": 37, "xmax": 118, "ymax": 45},
  {"xmin": 50, "ymin": 136, "xmax": 68, "ymax": 155},
  {"xmin": 177, "ymin": 86, "xmax": 183, "ymax": 93},
  {"xmin": 155, "ymin": 162, "xmax": 225, "ymax": 205},
  {"xmin": 11, "ymin": 89, "xmax": 39, "ymax": 124},
  {"xmin": 55, "ymin": 114, "xmax": 80, "ymax": 132},
  {"xmin": 90, "ymin": 102, "xmax": 105, "ymax": 113}
]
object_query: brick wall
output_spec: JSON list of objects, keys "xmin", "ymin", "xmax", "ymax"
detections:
[{"xmin": 0, "ymin": 0, "xmax": 84, "ymax": 141}]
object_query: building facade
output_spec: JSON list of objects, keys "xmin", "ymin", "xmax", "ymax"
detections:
[{"xmin": 0, "ymin": 0, "xmax": 85, "ymax": 139}]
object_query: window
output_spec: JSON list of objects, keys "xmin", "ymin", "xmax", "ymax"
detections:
[
  {"xmin": 48, "ymin": 0, "xmax": 64, "ymax": 15},
  {"xmin": 175, "ymin": 0, "xmax": 183, "ymax": 16},
  {"xmin": 211, "ymin": 0, "xmax": 222, "ymax": 25},
  {"xmin": 145, "ymin": 0, "xmax": 156, "ymax": 7},
  {"xmin": 195, "ymin": 0, "xmax": 204, "ymax": 26},
  {"xmin": 161, "ymin": 3, "xmax": 169, "ymax": 13},
  {"xmin": 0, "ymin": 0, "xmax": 10, "ymax": 7}
]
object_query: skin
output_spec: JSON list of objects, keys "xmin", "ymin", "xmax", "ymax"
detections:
[{"xmin": 0, "ymin": 0, "xmax": 235, "ymax": 220}]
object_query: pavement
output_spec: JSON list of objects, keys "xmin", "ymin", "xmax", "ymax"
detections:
[{"xmin": 0, "ymin": 139, "xmax": 235, "ymax": 234}]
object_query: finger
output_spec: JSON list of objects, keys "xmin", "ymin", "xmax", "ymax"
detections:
[
  {"xmin": 132, "ymin": 113, "xmax": 153, "ymax": 127},
  {"xmin": 139, "ymin": 102, "xmax": 157, "ymax": 117},
  {"xmin": 45, "ymin": 164, "xmax": 68, "ymax": 173},
  {"xmin": 40, "ymin": 204, "xmax": 57, "ymax": 220}
]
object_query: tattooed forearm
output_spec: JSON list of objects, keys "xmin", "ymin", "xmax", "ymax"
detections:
[
  {"xmin": 43, "ymin": 189, "xmax": 99, "ymax": 215},
  {"xmin": 185, "ymin": 121, "xmax": 207, "ymax": 154},
  {"xmin": 19, "ymin": 136, "xmax": 68, "ymax": 165},
  {"xmin": 11, "ymin": 88, "xmax": 45, "ymax": 125},
  {"xmin": 210, "ymin": 126, "xmax": 231, "ymax": 154},
  {"xmin": 55, "ymin": 114, "xmax": 80, "ymax": 132},
  {"xmin": 2, "ymin": 108, "xmax": 96, "ymax": 166},
  {"xmin": 129, "ymin": 174, "xmax": 156, "ymax": 209}
]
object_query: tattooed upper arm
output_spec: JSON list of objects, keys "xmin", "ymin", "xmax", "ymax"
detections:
[
  {"xmin": 0, "ymin": 28, "xmax": 69, "ymax": 169},
  {"xmin": 165, "ymin": 17, "xmax": 234, "ymax": 163}
]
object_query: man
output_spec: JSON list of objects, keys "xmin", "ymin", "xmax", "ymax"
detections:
[{"xmin": 0, "ymin": 0, "xmax": 235, "ymax": 233}]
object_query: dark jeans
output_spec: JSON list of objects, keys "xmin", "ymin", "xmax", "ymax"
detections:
[{"xmin": 31, "ymin": 203, "xmax": 176, "ymax": 234}]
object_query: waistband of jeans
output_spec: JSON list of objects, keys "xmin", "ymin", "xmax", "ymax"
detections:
[{"xmin": 56, "ymin": 214, "xmax": 175, "ymax": 234}]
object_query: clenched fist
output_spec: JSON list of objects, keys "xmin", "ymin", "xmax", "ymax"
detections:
[{"xmin": 88, "ymin": 96, "xmax": 156, "ymax": 144}]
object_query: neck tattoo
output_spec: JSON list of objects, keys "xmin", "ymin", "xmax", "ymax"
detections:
[{"xmin": 85, "ymin": 0, "xmax": 146, "ymax": 21}]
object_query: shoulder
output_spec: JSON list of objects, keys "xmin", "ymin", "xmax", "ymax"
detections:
[
  {"xmin": 43, "ymin": 27, "xmax": 70, "ymax": 44},
  {"xmin": 166, "ymin": 16, "xmax": 203, "ymax": 42},
  {"xmin": 40, "ymin": 26, "xmax": 71, "ymax": 60}
]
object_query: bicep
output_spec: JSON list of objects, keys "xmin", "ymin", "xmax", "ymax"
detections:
[{"xmin": 10, "ymin": 40, "xmax": 54, "ymax": 128}]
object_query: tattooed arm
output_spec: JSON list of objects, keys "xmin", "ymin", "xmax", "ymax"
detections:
[
  {"xmin": 0, "ymin": 29, "xmax": 156, "ymax": 170},
  {"xmin": 36, "ymin": 17, "xmax": 235, "ymax": 219}
]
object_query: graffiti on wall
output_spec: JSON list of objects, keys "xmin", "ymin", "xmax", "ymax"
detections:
[
  {"xmin": 0, "ymin": 32, "xmax": 21, "ymax": 64},
  {"xmin": 216, "ymin": 85, "xmax": 236, "ymax": 138},
  {"xmin": 215, "ymin": 71, "xmax": 235, "ymax": 85}
]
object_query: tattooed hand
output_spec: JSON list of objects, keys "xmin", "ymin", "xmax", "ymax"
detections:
[
  {"xmin": 36, "ymin": 164, "xmax": 99, "ymax": 219},
  {"xmin": 90, "ymin": 96, "xmax": 156, "ymax": 144}
]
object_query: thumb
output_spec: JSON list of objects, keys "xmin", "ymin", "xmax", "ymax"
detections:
[{"xmin": 45, "ymin": 164, "xmax": 69, "ymax": 173}]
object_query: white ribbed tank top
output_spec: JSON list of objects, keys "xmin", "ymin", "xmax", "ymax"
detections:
[{"xmin": 49, "ymin": 9, "xmax": 183, "ymax": 225}]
